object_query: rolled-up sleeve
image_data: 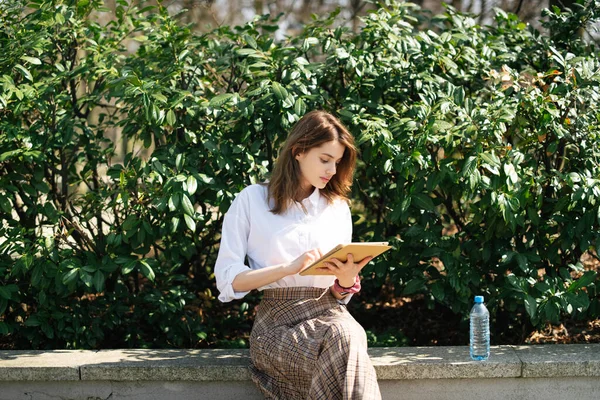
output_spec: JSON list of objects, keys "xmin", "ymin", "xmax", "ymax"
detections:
[
  {"xmin": 339, "ymin": 201, "xmax": 354, "ymax": 305},
  {"xmin": 214, "ymin": 192, "xmax": 252, "ymax": 302},
  {"xmin": 342, "ymin": 202, "xmax": 352, "ymax": 244}
]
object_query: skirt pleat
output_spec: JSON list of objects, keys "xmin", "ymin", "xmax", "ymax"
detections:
[{"xmin": 249, "ymin": 287, "xmax": 381, "ymax": 400}]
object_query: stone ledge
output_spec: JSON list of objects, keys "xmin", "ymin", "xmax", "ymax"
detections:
[
  {"xmin": 513, "ymin": 344, "xmax": 600, "ymax": 378},
  {"xmin": 0, "ymin": 344, "xmax": 598, "ymax": 382},
  {"xmin": 369, "ymin": 346, "xmax": 521, "ymax": 380}
]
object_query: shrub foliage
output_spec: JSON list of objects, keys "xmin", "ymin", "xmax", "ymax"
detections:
[{"xmin": 1, "ymin": 0, "xmax": 599, "ymax": 348}]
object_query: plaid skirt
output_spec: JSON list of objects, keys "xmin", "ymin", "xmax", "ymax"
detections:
[{"xmin": 249, "ymin": 287, "xmax": 381, "ymax": 400}]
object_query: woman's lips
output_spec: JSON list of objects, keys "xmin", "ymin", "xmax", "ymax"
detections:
[{"xmin": 320, "ymin": 177, "xmax": 330, "ymax": 182}]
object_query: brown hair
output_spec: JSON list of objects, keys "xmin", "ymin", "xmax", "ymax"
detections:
[{"xmin": 262, "ymin": 110, "xmax": 357, "ymax": 215}]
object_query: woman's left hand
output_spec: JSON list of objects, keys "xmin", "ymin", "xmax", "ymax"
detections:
[{"xmin": 322, "ymin": 253, "xmax": 373, "ymax": 287}]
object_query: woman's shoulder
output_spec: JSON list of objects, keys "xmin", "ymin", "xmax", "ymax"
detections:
[
  {"xmin": 327, "ymin": 193, "xmax": 351, "ymax": 208},
  {"xmin": 233, "ymin": 182, "xmax": 269, "ymax": 208},
  {"xmin": 329, "ymin": 195, "xmax": 352, "ymax": 218},
  {"xmin": 238, "ymin": 182, "xmax": 269, "ymax": 199}
]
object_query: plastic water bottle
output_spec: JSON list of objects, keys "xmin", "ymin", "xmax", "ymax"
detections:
[{"xmin": 469, "ymin": 295, "xmax": 490, "ymax": 361}]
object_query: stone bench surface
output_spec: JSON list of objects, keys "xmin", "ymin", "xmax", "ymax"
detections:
[{"xmin": 0, "ymin": 344, "xmax": 599, "ymax": 382}]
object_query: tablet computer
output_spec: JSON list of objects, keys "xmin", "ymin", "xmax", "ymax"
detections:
[{"xmin": 299, "ymin": 242, "xmax": 392, "ymax": 276}]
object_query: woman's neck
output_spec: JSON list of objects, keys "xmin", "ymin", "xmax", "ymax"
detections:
[{"xmin": 295, "ymin": 186, "xmax": 314, "ymax": 202}]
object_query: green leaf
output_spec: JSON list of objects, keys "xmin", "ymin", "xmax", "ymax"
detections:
[
  {"xmin": 0, "ymin": 286, "xmax": 11, "ymax": 300},
  {"xmin": 41, "ymin": 322, "xmax": 54, "ymax": 339},
  {"xmin": 39, "ymin": 291, "xmax": 47, "ymax": 306},
  {"xmin": 14, "ymin": 64, "xmax": 33, "ymax": 81},
  {"xmin": 412, "ymin": 194, "xmax": 435, "ymax": 211},
  {"xmin": 62, "ymin": 268, "xmax": 79, "ymax": 285},
  {"xmin": 80, "ymin": 272, "xmax": 93, "ymax": 288},
  {"xmin": 152, "ymin": 93, "xmax": 168, "ymax": 103},
  {"xmin": 93, "ymin": 270, "xmax": 104, "ymax": 292},
  {"xmin": 209, "ymin": 93, "xmax": 233, "ymax": 108},
  {"xmin": 139, "ymin": 260, "xmax": 155, "ymax": 281},
  {"xmin": 25, "ymin": 316, "xmax": 41, "ymax": 327},
  {"xmin": 481, "ymin": 152, "xmax": 500, "ymax": 167},
  {"xmin": 20, "ymin": 56, "xmax": 42, "ymax": 65},
  {"xmin": 403, "ymin": 278, "xmax": 426, "ymax": 295},
  {"xmin": 178, "ymin": 49, "xmax": 190, "ymax": 61},
  {"xmin": 186, "ymin": 176, "xmax": 197, "ymax": 195},
  {"xmin": 515, "ymin": 253, "xmax": 529, "ymax": 272},
  {"xmin": 122, "ymin": 260, "xmax": 136, "ymax": 275},
  {"xmin": 440, "ymin": 55, "xmax": 458, "ymax": 70},
  {"xmin": 461, "ymin": 156, "xmax": 477, "ymax": 177},
  {"xmin": 272, "ymin": 82, "xmax": 287, "ymax": 100},
  {"xmin": 184, "ymin": 214, "xmax": 196, "ymax": 232},
  {"xmin": 181, "ymin": 194, "xmax": 194, "ymax": 216},
  {"xmin": 31, "ymin": 266, "xmax": 43, "ymax": 286},
  {"xmin": 335, "ymin": 47, "xmax": 350, "ymax": 59},
  {"xmin": 568, "ymin": 172, "xmax": 581, "ymax": 183},
  {"xmin": 524, "ymin": 294, "xmax": 537, "ymax": 319},
  {"xmin": 383, "ymin": 159, "xmax": 392, "ymax": 173},
  {"xmin": 152, "ymin": 159, "xmax": 165, "ymax": 175},
  {"xmin": 168, "ymin": 194, "xmax": 179, "ymax": 212},
  {"xmin": 302, "ymin": 37, "xmax": 318, "ymax": 51},
  {"xmin": 294, "ymin": 97, "xmax": 305, "ymax": 116},
  {"xmin": 166, "ymin": 109, "xmax": 176, "ymax": 126},
  {"xmin": 433, "ymin": 120, "xmax": 453, "ymax": 132},
  {"xmin": 171, "ymin": 217, "xmax": 180, "ymax": 233},
  {"xmin": 430, "ymin": 281, "xmax": 445, "ymax": 301},
  {"xmin": 55, "ymin": 12, "xmax": 65, "ymax": 25},
  {"xmin": 568, "ymin": 271, "xmax": 597, "ymax": 292},
  {"xmin": 236, "ymin": 48, "xmax": 260, "ymax": 57},
  {"xmin": 123, "ymin": 215, "xmax": 139, "ymax": 231},
  {"xmin": 243, "ymin": 34, "xmax": 257, "ymax": 49},
  {"xmin": 0, "ymin": 322, "xmax": 9, "ymax": 335},
  {"xmin": 503, "ymin": 163, "xmax": 518, "ymax": 184}
]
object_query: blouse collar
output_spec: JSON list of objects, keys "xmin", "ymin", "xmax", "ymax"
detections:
[
  {"xmin": 295, "ymin": 186, "xmax": 320, "ymax": 212},
  {"xmin": 303, "ymin": 186, "xmax": 320, "ymax": 208}
]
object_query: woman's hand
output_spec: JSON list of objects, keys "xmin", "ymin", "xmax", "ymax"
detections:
[
  {"xmin": 322, "ymin": 253, "xmax": 373, "ymax": 287},
  {"xmin": 284, "ymin": 248, "xmax": 324, "ymax": 275}
]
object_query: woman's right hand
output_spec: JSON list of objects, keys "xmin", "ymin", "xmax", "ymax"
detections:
[{"xmin": 284, "ymin": 248, "xmax": 323, "ymax": 275}]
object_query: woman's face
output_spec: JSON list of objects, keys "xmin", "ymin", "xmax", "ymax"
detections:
[{"xmin": 295, "ymin": 140, "xmax": 345, "ymax": 196}]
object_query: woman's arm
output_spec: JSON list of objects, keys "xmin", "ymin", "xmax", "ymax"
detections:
[
  {"xmin": 323, "ymin": 253, "xmax": 373, "ymax": 301},
  {"xmin": 231, "ymin": 263, "xmax": 293, "ymax": 292},
  {"xmin": 232, "ymin": 248, "xmax": 324, "ymax": 292},
  {"xmin": 330, "ymin": 287, "xmax": 350, "ymax": 301}
]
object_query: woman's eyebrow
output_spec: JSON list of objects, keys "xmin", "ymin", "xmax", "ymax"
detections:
[{"xmin": 321, "ymin": 152, "xmax": 342, "ymax": 161}]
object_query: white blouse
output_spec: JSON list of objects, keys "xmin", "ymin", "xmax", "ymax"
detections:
[{"xmin": 214, "ymin": 182, "xmax": 352, "ymax": 303}]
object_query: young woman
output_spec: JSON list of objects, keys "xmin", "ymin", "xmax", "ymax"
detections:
[{"xmin": 215, "ymin": 110, "xmax": 381, "ymax": 399}]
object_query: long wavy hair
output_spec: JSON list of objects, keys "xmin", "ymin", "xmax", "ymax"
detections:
[{"xmin": 262, "ymin": 110, "xmax": 357, "ymax": 215}]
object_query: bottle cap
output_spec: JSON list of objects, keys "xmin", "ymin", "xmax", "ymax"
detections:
[{"xmin": 474, "ymin": 295, "xmax": 484, "ymax": 303}]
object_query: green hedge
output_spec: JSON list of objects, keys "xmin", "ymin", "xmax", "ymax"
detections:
[{"xmin": 0, "ymin": 0, "xmax": 598, "ymax": 349}]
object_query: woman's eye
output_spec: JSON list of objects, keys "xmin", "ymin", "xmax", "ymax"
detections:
[{"xmin": 320, "ymin": 159, "xmax": 328, "ymax": 163}]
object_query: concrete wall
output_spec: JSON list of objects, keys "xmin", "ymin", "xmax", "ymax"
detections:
[{"xmin": 1, "ymin": 344, "xmax": 599, "ymax": 400}]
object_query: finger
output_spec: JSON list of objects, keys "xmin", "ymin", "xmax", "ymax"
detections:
[
  {"xmin": 328, "ymin": 258, "xmax": 344, "ymax": 268},
  {"xmin": 347, "ymin": 253, "xmax": 354, "ymax": 264},
  {"xmin": 323, "ymin": 261, "xmax": 338, "ymax": 270},
  {"xmin": 323, "ymin": 266, "xmax": 336, "ymax": 274},
  {"xmin": 357, "ymin": 256, "xmax": 374, "ymax": 268}
]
